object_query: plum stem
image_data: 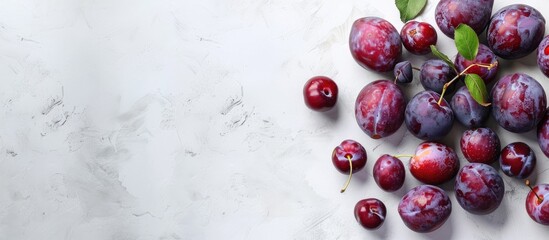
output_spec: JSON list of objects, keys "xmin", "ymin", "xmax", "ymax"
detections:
[
  {"xmin": 394, "ymin": 71, "xmax": 400, "ymax": 84},
  {"xmin": 526, "ymin": 179, "xmax": 544, "ymax": 204},
  {"xmin": 412, "ymin": 67, "xmax": 421, "ymax": 71},
  {"xmin": 437, "ymin": 62, "xmax": 498, "ymax": 105},
  {"xmin": 340, "ymin": 155, "xmax": 353, "ymax": 193},
  {"xmin": 393, "ymin": 154, "xmax": 415, "ymax": 158}
]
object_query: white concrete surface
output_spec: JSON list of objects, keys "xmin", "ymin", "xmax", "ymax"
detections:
[{"xmin": 0, "ymin": 0, "xmax": 548, "ymax": 239}]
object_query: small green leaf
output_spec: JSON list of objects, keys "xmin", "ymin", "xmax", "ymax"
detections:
[
  {"xmin": 464, "ymin": 74, "xmax": 490, "ymax": 106},
  {"xmin": 430, "ymin": 45, "xmax": 456, "ymax": 71},
  {"xmin": 454, "ymin": 24, "xmax": 479, "ymax": 60},
  {"xmin": 395, "ymin": 0, "xmax": 427, "ymax": 23}
]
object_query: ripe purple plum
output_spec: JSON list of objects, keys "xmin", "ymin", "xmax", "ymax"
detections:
[
  {"xmin": 487, "ymin": 4, "xmax": 546, "ymax": 59},
  {"xmin": 537, "ymin": 110, "xmax": 549, "ymax": 158},
  {"xmin": 394, "ymin": 61, "xmax": 413, "ymax": 84},
  {"xmin": 460, "ymin": 128, "xmax": 500, "ymax": 164},
  {"xmin": 435, "ymin": 0, "xmax": 494, "ymax": 38},
  {"xmin": 410, "ymin": 142, "xmax": 459, "ymax": 185},
  {"xmin": 451, "ymin": 86, "xmax": 490, "ymax": 128},
  {"xmin": 455, "ymin": 163, "xmax": 505, "ymax": 214},
  {"xmin": 405, "ymin": 90, "xmax": 454, "ymax": 141},
  {"xmin": 398, "ymin": 185, "xmax": 452, "ymax": 232},
  {"xmin": 491, "ymin": 73, "xmax": 547, "ymax": 133},
  {"xmin": 454, "ymin": 44, "xmax": 499, "ymax": 84},
  {"xmin": 373, "ymin": 154, "xmax": 405, "ymax": 192},
  {"xmin": 420, "ymin": 59, "xmax": 456, "ymax": 94},
  {"xmin": 400, "ymin": 21, "xmax": 437, "ymax": 55},
  {"xmin": 499, "ymin": 142, "xmax": 536, "ymax": 179},
  {"xmin": 350, "ymin": 17, "xmax": 402, "ymax": 72},
  {"xmin": 538, "ymin": 36, "xmax": 549, "ymax": 78},
  {"xmin": 355, "ymin": 80, "xmax": 406, "ymax": 139}
]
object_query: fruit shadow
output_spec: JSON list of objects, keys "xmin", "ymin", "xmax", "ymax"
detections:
[
  {"xmin": 321, "ymin": 103, "xmax": 341, "ymax": 122},
  {"xmin": 424, "ymin": 214, "xmax": 455, "ymax": 240}
]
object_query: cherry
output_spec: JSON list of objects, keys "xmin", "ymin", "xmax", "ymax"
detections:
[
  {"xmin": 303, "ymin": 76, "xmax": 338, "ymax": 112},
  {"xmin": 499, "ymin": 142, "xmax": 536, "ymax": 179},
  {"xmin": 525, "ymin": 180, "xmax": 549, "ymax": 225},
  {"xmin": 373, "ymin": 154, "xmax": 406, "ymax": 192},
  {"xmin": 332, "ymin": 140, "xmax": 367, "ymax": 193},
  {"xmin": 354, "ymin": 198, "xmax": 386, "ymax": 230}
]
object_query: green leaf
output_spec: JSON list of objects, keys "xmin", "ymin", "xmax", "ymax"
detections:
[
  {"xmin": 464, "ymin": 74, "xmax": 490, "ymax": 106},
  {"xmin": 395, "ymin": 0, "xmax": 427, "ymax": 23},
  {"xmin": 430, "ymin": 45, "xmax": 456, "ymax": 71},
  {"xmin": 454, "ymin": 24, "xmax": 479, "ymax": 60}
]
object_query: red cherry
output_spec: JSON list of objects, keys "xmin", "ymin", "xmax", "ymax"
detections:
[
  {"xmin": 525, "ymin": 180, "xmax": 549, "ymax": 225},
  {"xmin": 303, "ymin": 76, "xmax": 338, "ymax": 112},
  {"xmin": 332, "ymin": 140, "xmax": 367, "ymax": 193}
]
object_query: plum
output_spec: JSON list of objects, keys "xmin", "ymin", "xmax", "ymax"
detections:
[
  {"xmin": 350, "ymin": 17, "xmax": 402, "ymax": 72},
  {"xmin": 454, "ymin": 44, "xmax": 499, "ymax": 84},
  {"xmin": 373, "ymin": 154, "xmax": 405, "ymax": 192},
  {"xmin": 400, "ymin": 21, "xmax": 437, "ymax": 55},
  {"xmin": 460, "ymin": 128, "xmax": 500, "ymax": 164},
  {"xmin": 455, "ymin": 163, "xmax": 505, "ymax": 214},
  {"xmin": 491, "ymin": 73, "xmax": 546, "ymax": 133},
  {"xmin": 410, "ymin": 142, "xmax": 459, "ymax": 185},
  {"xmin": 537, "ymin": 36, "xmax": 549, "ymax": 78},
  {"xmin": 499, "ymin": 142, "xmax": 536, "ymax": 179},
  {"xmin": 355, "ymin": 80, "xmax": 406, "ymax": 139},
  {"xmin": 419, "ymin": 59, "xmax": 456, "ymax": 94},
  {"xmin": 394, "ymin": 61, "xmax": 413, "ymax": 84},
  {"xmin": 451, "ymin": 86, "xmax": 490, "ymax": 128},
  {"xmin": 435, "ymin": 0, "xmax": 494, "ymax": 38},
  {"xmin": 405, "ymin": 90, "xmax": 454, "ymax": 141},
  {"xmin": 398, "ymin": 185, "xmax": 452, "ymax": 232},
  {"xmin": 487, "ymin": 4, "xmax": 546, "ymax": 59},
  {"xmin": 537, "ymin": 110, "xmax": 549, "ymax": 158}
]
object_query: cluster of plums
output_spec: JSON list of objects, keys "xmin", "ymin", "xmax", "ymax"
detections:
[{"xmin": 303, "ymin": 0, "xmax": 549, "ymax": 232}]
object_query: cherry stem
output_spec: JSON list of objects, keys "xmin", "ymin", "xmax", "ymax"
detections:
[
  {"xmin": 526, "ymin": 179, "xmax": 544, "ymax": 203},
  {"xmin": 393, "ymin": 154, "xmax": 415, "ymax": 158},
  {"xmin": 437, "ymin": 62, "xmax": 498, "ymax": 105},
  {"xmin": 340, "ymin": 155, "xmax": 353, "ymax": 193}
]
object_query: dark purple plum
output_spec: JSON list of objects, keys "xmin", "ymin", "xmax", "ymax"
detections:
[
  {"xmin": 355, "ymin": 198, "xmax": 386, "ymax": 230},
  {"xmin": 398, "ymin": 185, "xmax": 452, "ymax": 233},
  {"xmin": 454, "ymin": 44, "xmax": 499, "ymax": 84},
  {"xmin": 394, "ymin": 61, "xmax": 413, "ymax": 83},
  {"xmin": 355, "ymin": 80, "xmax": 406, "ymax": 139},
  {"xmin": 491, "ymin": 73, "xmax": 547, "ymax": 133},
  {"xmin": 405, "ymin": 90, "xmax": 454, "ymax": 141},
  {"xmin": 410, "ymin": 142, "xmax": 459, "ymax": 185},
  {"xmin": 400, "ymin": 21, "xmax": 437, "ymax": 55},
  {"xmin": 451, "ymin": 86, "xmax": 490, "ymax": 128},
  {"xmin": 435, "ymin": 0, "xmax": 494, "ymax": 38},
  {"xmin": 350, "ymin": 17, "xmax": 402, "ymax": 72},
  {"xmin": 455, "ymin": 163, "xmax": 505, "ymax": 214},
  {"xmin": 538, "ymin": 36, "xmax": 549, "ymax": 78},
  {"xmin": 499, "ymin": 142, "xmax": 536, "ymax": 179},
  {"xmin": 537, "ymin": 110, "xmax": 549, "ymax": 158},
  {"xmin": 373, "ymin": 154, "xmax": 405, "ymax": 192},
  {"xmin": 460, "ymin": 128, "xmax": 500, "ymax": 164},
  {"xmin": 487, "ymin": 4, "xmax": 546, "ymax": 59},
  {"xmin": 420, "ymin": 59, "xmax": 456, "ymax": 94}
]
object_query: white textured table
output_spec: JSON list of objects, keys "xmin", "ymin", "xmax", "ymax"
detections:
[{"xmin": 1, "ymin": 0, "xmax": 549, "ymax": 239}]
